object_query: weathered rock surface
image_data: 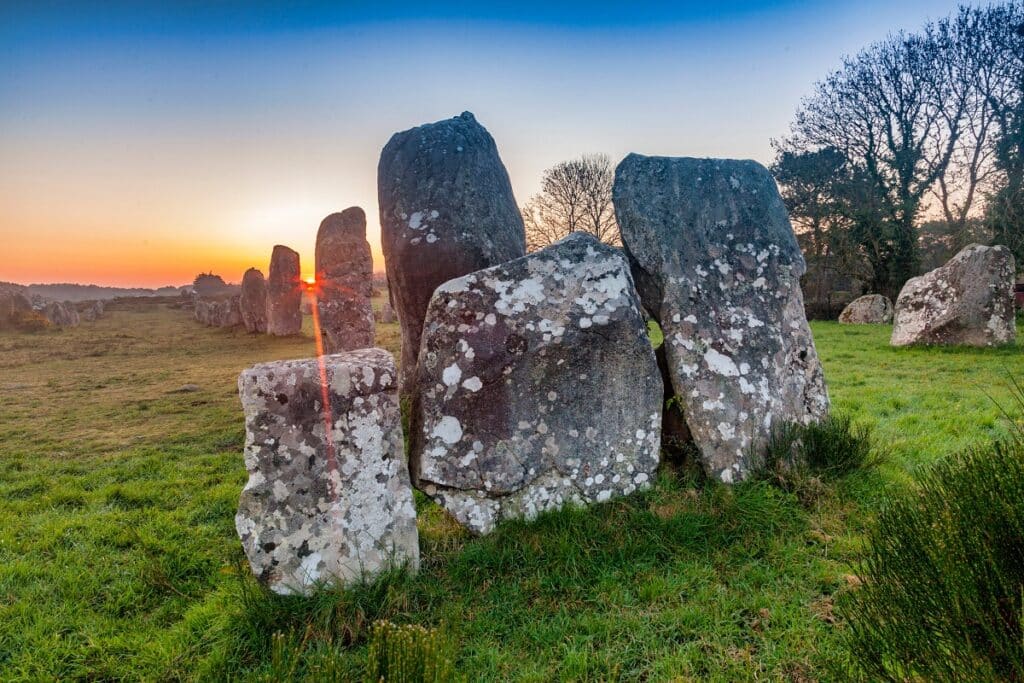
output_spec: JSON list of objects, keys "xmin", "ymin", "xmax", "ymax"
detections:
[
  {"xmin": 236, "ymin": 348, "xmax": 419, "ymax": 595},
  {"xmin": 43, "ymin": 300, "xmax": 80, "ymax": 327},
  {"xmin": 267, "ymin": 245, "xmax": 302, "ymax": 336},
  {"xmin": 241, "ymin": 268, "xmax": 269, "ymax": 334},
  {"xmin": 613, "ymin": 154, "xmax": 829, "ymax": 484},
  {"xmin": 193, "ymin": 295, "xmax": 242, "ymax": 328},
  {"xmin": 80, "ymin": 300, "xmax": 105, "ymax": 322},
  {"xmin": 411, "ymin": 233, "xmax": 662, "ymax": 535},
  {"xmin": 193, "ymin": 297, "xmax": 216, "ymax": 326},
  {"xmin": 378, "ymin": 111, "xmax": 526, "ymax": 397},
  {"xmin": 220, "ymin": 295, "xmax": 243, "ymax": 328},
  {"xmin": 891, "ymin": 244, "xmax": 1016, "ymax": 347},
  {"xmin": 0, "ymin": 287, "xmax": 32, "ymax": 318},
  {"xmin": 839, "ymin": 294, "xmax": 893, "ymax": 324},
  {"xmin": 315, "ymin": 208, "xmax": 375, "ymax": 352},
  {"xmin": 0, "ymin": 287, "xmax": 36, "ymax": 330}
]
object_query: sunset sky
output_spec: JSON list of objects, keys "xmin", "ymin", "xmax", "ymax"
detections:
[{"xmin": 1, "ymin": 0, "xmax": 963, "ymax": 288}]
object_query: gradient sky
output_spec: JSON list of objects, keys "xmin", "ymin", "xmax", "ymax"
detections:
[{"xmin": 1, "ymin": 0, "xmax": 964, "ymax": 287}]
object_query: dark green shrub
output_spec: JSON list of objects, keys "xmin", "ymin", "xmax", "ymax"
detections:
[
  {"xmin": 841, "ymin": 438, "xmax": 1024, "ymax": 681},
  {"xmin": 758, "ymin": 413, "xmax": 876, "ymax": 501},
  {"xmin": 363, "ymin": 621, "xmax": 458, "ymax": 683}
]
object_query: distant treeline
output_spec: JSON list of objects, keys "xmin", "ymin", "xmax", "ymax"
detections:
[
  {"xmin": 773, "ymin": 1, "xmax": 1024, "ymax": 316},
  {"xmin": 14, "ymin": 283, "xmax": 187, "ymax": 302}
]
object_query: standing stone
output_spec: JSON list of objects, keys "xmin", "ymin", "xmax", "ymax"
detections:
[
  {"xmin": 839, "ymin": 294, "xmax": 893, "ymax": 324},
  {"xmin": 315, "ymin": 208, "xmax": 375, "ymax": 352},
  {"xmin": 378, "ymin": 111, "xmax": 526, "ymax": 398},
  {"xmin": 236, "ymin": 348, "xmax": 419, "ymax": 595},
  {"xmin": 411, "ymin": 233, "xmax": 662, "ymax": 535},
  {"xmin": 614, "ymin": 154, "xmax": 829, "ymax": 484},
  {"xmin": 240, "ymin": 268, "xmax": 268, "ymax": 334},
  {"xmin": 891, "ymin": 244, "xmax": 1016, "ymax": 347},
  {"xmin": 43, "ymin": 301, "xmax": 80, "ymax": 328},
  {"xmin": 267, "ymin": 245, "xmax": 302, "ymax": 336},
  {"xmin": 0, "ymin": 289, "xmax": 32, "ymax": 318},
  {"xmin": 193, "ymin": 297, "xmax": 215, "ymax": 326},
  {"xmin": 80, "ymin": 300, "xmax": 105, "ymax": 322},
  {"xmin": 219, "ymin": 295, "xmax": 243, "ymax": 328},
  {"xmin": 379, "ymin": 302, "xmax": 396, "ymax": 324}
]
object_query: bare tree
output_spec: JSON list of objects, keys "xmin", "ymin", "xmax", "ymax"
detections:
[
  {"xmin": 521, "ymin": 154, "xmax": 620, "ymax": 251},
  {"xmin": 779, "ymin": 2, "xmax": 1024, "ymax": 298},
  {"xmin": 928, "ymin": 5, "xmax": 1022, "ymax": 245}
]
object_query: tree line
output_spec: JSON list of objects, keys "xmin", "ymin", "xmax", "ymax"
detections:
[
  {"xmin": 773, "ymin": 1, "xmax": 1024, "ymax": 309},
  {"xmin": 524, "ymin": 2, "xmax": 1024, "ymax": 315}
]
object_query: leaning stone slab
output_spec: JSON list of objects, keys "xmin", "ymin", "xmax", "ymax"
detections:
[
  {"xmin": 267, "ymin": 245, "xmax": 302, "ymax": 336},
  {"xmin": 236, "ymin": 348, "xmax": 419, "ymax": 595},
  {"xmin": 411, "ymin": 233, "xmax": 662, "ymax": 535},
  {"xmin": 378, "ymin": 111, "xmax": 526, "ymax": 399},
  {"xmin": 839, "ymin": 294, "xmax": 893, "ymax": 324},
  {"xmin": 315, "ymin": 207, "xmax": 375, "ymax": 353},
  {"xmin": 614, "ymin": 154, "xmax": 829, "ymax": 484},
  {"xmin": 891, "ymin": 244, "xmax": 1016, "ymax": 347}
]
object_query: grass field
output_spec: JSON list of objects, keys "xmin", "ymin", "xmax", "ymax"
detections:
[{"xmin": 0, "ymin": 299, "xmax": 1021, "ymax": 681}]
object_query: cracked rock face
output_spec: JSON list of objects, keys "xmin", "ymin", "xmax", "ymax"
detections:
[
  {"xmin": 267, "ymin": 245, "xmax": 302, "ymax": 336},
  {"xmin": 236, "ymin": 348, "xmax": 419, "ymax": 595},
  {"xmin": 614, "ymin": 154, "xmax": 829, "ymax": 484},
  {"xmin": 241, "ymin": 268, "xmax": 269, "ymax": 334},
  {"xmin": 839, "ymin": 294, "xmax": 893, "ymax": 324},
  {"xmin": 411, "ymin": 233, "xmax": 662, "ymax": 535},
  {"xmin": 315, "ymin": 207, "xmax": 375, "ymax": 353},
  {"xmin": 891, "ymin": 244, "xmax": 1016, "ymax": 347},
  {"xmin": 378, "ymin": 111, "xmax": 526, "ymax": 399}
]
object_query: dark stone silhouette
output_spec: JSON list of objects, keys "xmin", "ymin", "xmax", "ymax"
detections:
[
  {"xmin": 315, "ymin": 208, "xmax": 374, "ymax": 352},
  {"xmin": 378, "ymin": 111, "xmax": 526, "ymax": 399}
]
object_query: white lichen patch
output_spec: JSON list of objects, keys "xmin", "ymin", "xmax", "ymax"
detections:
[
  {"xmin": 236, "ymin": 349, "xmax": 419, "ymax": 596},
  {"xmin": 410, "ymin": 233, "xmax": 663, "ymax": 534}
]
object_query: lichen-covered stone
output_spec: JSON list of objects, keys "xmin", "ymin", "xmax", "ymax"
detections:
[
  {"xmin": 236, "ymin": 348, "xmax": 419, "ymax": 595},
  {"xmin": 241, "ymin": 268, "xmax": 268, "ymax": 334},
  {"xmin": 267, "ymin": 245, "xmax": 302, "ymax": 336},
  {"xmin": 0, "ymin": 287, "xmax": 33, "ymax": 329},
  {"xmin": 411, "ymin": 233, "xmax": 662, "ymax": 535},
  {"xmin": 80, "ymin": 300, "xmax": 105, "ymax": 322},
  {"xmin": 891, "ymin": 244, "xmax": 1016, "ymax": 347},
  {"xmin": 193, "ymin": 295, "xmax": 241, "ymax": 328},
  {"xmin": 43, "ymin": 300, "xmax": 80, "ymax": 327},
  {"xmin": 378, "ymin": 111, "xmax": 526, "ymax": 398},
  {"xmin": 613, "ymin": 154, "xmax": 829, "ymax": 484},
  {"xmin": 839, "ymin": 294, "xmax": 893, "ymax": 324},
  {"xmin": 315, "ymin": 208, "xmax": 375, "ymax": 352}
]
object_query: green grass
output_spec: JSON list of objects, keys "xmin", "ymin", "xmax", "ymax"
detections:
[{"xmin": 0, "ymin": 304, "xmax": 1021, "ymax": 680}]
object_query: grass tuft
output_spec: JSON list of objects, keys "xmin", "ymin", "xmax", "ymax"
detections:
[
  {"xmin": 759, "ymin": 413, "xmax": 879, "ymax": 504},
  {"xmin": 840, "ymin": 437, "xmax": 1024, "ymax": 681}
]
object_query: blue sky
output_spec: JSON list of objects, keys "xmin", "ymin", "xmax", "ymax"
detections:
[{"xmin": 0, "ymin": 1, "xmax": 964, "ymax": 286}]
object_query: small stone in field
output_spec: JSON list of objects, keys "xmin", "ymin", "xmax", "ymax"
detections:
[{"xmin": 891, "ymin": 244, "xmax": 1016, "ymax": 347}]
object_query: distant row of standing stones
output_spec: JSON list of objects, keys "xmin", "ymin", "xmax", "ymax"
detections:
[
  {"xmin": 0, "ymin": 286, "xmax": 105, "ymax": 331},
  {"xmin": 183, "ymin": 111, "xmax": 1015, "ymax": 595},
  {"xmin": 186, "ymin": 209, "xmax": 395, "ymax": 351}
]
